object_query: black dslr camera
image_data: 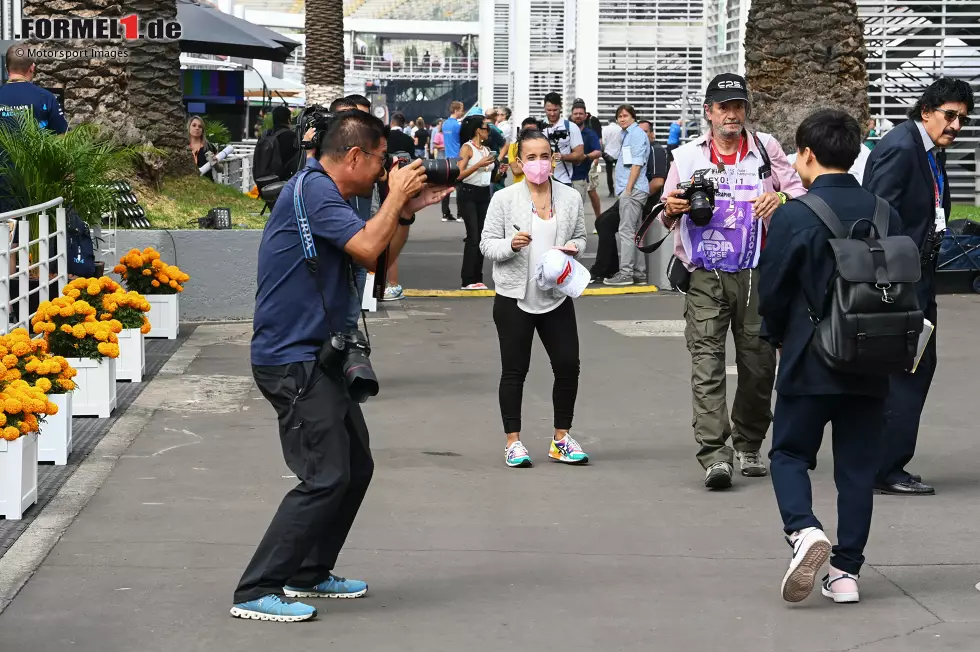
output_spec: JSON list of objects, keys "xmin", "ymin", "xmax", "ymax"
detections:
[
  {"xmin": 318, "ymin": 328, "xmax": 379, "ymax": 404},
  {"xmin": 546, "ymin": 126, "xmax": 568, "ymax": 153},
  {"xmin": 385, "ymin": 151, "xmax": 461, "ymax": 187},
  {"xmin": 677, "ymin": 169, "xmax": 718, "ymax": 227}
]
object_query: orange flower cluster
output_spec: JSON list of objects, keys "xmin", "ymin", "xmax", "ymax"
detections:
[
  {"xmin": 31, "ymin": 296, "xmax": 122, "ymax": 360},
  {"xmin": 0, "ymin": 329, "xmax": 67, "ymax": 441},
  {"xmin": 64, "ymin": 278, "xmax": 152, "ymax": 334},
  {"xmin": 113, "ymin": 247, "xmax": 190, "ymax": 295}
]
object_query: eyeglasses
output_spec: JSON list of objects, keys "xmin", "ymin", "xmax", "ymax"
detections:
[
  {"xmin": 935, "ymin": 109, "xmax": 973, "ymax": 127},
  {"xmin": 344, "ymin": 146, "xmax": 385, "ymax": 160}
]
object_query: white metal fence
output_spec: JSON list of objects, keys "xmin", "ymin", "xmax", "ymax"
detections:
[
  {"xmin": 214, "ymin": 142, "xmax": 258, "ymax": 194},
  {"xmin": 0, "ymin": 198, "xmax": 68, "ymax": 334}
]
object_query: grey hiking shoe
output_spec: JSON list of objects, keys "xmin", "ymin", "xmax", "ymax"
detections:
[
  {"xmin": 603, "ymin": 272, "xmax": 634, "ymax": 286},
  {"xmin": 736, "ymin": 451, "xmax": 768, "ymax": 477},
  {"xmin": 704, "ymin": 461, "xmax": 733, "ymax": 489}
]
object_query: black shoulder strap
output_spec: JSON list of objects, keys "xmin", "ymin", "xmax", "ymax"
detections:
[
  {"xmin": 797, "ymin": 194, "xmax": 847, "ymax": 238},
  {"xmin": 872, "ymin": 196, "xmax": 889, "ymax": 238},
  {"xmin": 751, "ymin": 132, "xmax": 772, "ymax": 181}
]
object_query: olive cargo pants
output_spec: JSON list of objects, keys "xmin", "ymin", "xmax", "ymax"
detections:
[{"xmin": 684, "ymin": 267, "xmax": 776, "ymax": 469}]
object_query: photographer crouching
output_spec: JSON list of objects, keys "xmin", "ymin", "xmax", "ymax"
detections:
[{"xmin": 231, "ymin": 110, "xmax": 452, "ymax": 623}]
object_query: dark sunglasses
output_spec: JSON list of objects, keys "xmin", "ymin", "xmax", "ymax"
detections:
[{"xmin": 935, "ymin": 109, "xmax": 972, "ymax": 127}]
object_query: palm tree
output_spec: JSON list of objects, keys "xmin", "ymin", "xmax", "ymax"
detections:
[
  {"xmin": 304, "ymin": 0, "xmax": 346, "ymax": 106},
  {"xmin": 743, "ymin": 0, "xmax": 869, "ymax": 150},
  {"xmin": 24, "ymin": 0, "xmax": 196, "ymax": 179}
]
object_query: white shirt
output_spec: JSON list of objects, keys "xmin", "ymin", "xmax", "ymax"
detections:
[
  {"xmin": 519, "ymin": 211, "xmax": 564, "ymax": 314},
  {"xmin": 602, "ymin": 122, "xmax": 623, "ymax": 159},
  {"xmin": 915, "ymin": 120, "xmax": 937, "ymax": 153},
  {"xmin": 787, "ymin": 144, "xmax": 871, "ymax": 185},
  {"xmin": 461, "ymin": 142, "xmax": 492, "ymax": 187},
  {"xmin": 543, "ymin": 119, "xmax": 583, "ymax": 184}
]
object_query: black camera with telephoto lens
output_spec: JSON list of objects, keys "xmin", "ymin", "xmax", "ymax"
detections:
[
  {"xmin": 384, "ymin": 151, "xmax": 461, "ymax": 187},
  {"xmin": 546, "ymin": 127, "xmax": 568, "ymax": 153},
  {"xmin": 677, "ymin": 169, "xmax": 718, "ymax": 227}
]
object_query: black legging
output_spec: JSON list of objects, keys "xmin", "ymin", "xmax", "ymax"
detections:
[
  {"xmin": 458, "ymin": 184, "xmax": 491, "ymax": 286},
  {"xmin": 493, "ymin": 295, "xmax": 580, "ymax": 434},
  {"xmin": 591, "ymin": 200, "xmax": 621, "ymax": 279}
]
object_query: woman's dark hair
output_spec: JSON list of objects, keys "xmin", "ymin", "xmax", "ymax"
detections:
[
  {"xmin": 516, "ymin": 127, "xmax": 549, "ymax": 159},
  {"xmin": 795, "ymin": 108, "xmax": 861, "ymax": 171},
  {"xmin": 907, "ymin": 77, "xmax": 975, "ymax": 119},
  {"xmin": 459, "ymin": 115, "xmax": 486, "ymax": 145}
]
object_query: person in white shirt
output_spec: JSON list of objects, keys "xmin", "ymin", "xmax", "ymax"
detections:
[
  {"xmin": 456, "ymin": 115, "xmax": 502, "ymax": 290},
  {"xmin": 601, "ymin": 118, "xmax": 624, "ymax": 197},
  {"xmin": 541, "ymin": 92, "xmax": 585, "ymax": 186}
]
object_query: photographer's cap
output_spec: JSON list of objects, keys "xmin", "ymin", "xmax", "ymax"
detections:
[
  {"xmin": 536, "ymin": 249, "xmax": 590, "ymax": 299},
  {"xmin": 705, "ymin": 73, "xmax": 749, "ymax": 104}
]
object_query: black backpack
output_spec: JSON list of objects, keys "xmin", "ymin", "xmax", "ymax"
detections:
[
  {"xmin": 798, "ymin": 194, "xmax": 923, "ymax": 375},
  {"xmin": 252, "ymin": 127, "xmax": 292, "ymax": 180},
  {"xmin": 66, "ymin": 208, "xmax": 96, "ymax": 277}
]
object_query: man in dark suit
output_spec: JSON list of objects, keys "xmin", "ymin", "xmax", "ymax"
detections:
[
  {"xmin": 863, "ymin": 77, "xmax": 975, "ymax": 495},
  {"xmin": 759, "ymin": 109, "xmax": 903, "ymax": 605}
]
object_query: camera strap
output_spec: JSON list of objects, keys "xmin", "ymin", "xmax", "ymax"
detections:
[{"xmin": 634, "ymin": 201, "xmax": 675, "ymax": 253}]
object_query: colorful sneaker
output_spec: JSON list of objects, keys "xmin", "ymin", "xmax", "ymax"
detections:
[
  {"xmin": 284, "ymin": 575, "xmax": 368, "ymax": 599},
  {"xmin": 230, "ymin": 594, "xmax": 317, "ymax": 622},
  {"xmin": 461, "ymin": 283, "xmax": 489, "ymax": 291},
  {"xmin": 383, "ymin": 284, "xmax": 404, "ymax": 301},
  {"xmin": 505, "ymin": 440, "xmax": 532, "ymax": 468},
  {"xmin": 781, "ymin": 527, "xmax": 832, "ymax": 603},
  {"xmin": 549, "ymin": 434, "xmax": 589, "ymax": 464}
]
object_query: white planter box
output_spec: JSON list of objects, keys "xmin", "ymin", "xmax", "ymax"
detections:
[
  {"xmin": 0, "ymin": 432, "xmax": 39, "ymax": 520},
  {"xmin": 67, "ymin": 356, "xmax": 117, "ymax": 418},
  {"xmin": 146, "ymin": 294, "xmax": 179, "ymax": 339},
  {"xmin": 117, "ymin": 328, "xmax": 145, "ymax": 383},
  {"xmin": 37, "ymin": 392, "xmax": 73, "ymax": 465}
]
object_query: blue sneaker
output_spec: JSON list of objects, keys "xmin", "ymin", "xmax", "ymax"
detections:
[
  {"xmin": 230, "ymin": 594, "xmax": 317, "ymax": 622},
  {"xmin": 284, "ymin": 574, "xmax": 368, "ymax": 599}
]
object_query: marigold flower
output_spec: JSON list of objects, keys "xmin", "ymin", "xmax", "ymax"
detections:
[
  {"xmin": 56, "ymin": 378, "xmax": 76, "ymax": 391},
  {"xmin": 2, "ymin": 426, "xmax": 19, "ymax": 440},
  {"xmin": 0, "ymin": 413, "xmax": 5, "ymax": 426},
  {"xmin": 11, "ymin": 342, "xmax": 29, "ymax": 356},
  {"xmin": 5, "ymin": 398, "xmax": 23, "ymax": 413},
  {"xmin": 151, "ymin": 280, "xmax": 160, "ymax": 287},
  {"xmin": 2, "ymin": 354, "xmax": 17, "ymax": 368},
  {"xmin": 5, "ymin": 369, "xmax": 20, "ymax": 381}
]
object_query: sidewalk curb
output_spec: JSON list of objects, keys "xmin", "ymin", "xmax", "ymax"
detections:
[
  {"xmin": 0, "ymin": 339, "xmax": 197, "ymax": 615},
  {"xmin": 403, "ymin": 285, "xmax": 659, "ymax": 298}
]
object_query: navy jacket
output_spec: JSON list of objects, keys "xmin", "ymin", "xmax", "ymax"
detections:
[
  {"xmin": 758, "ymin": 174, "xmax": 902, "ymax": 398},
  {"xmin": 863, "ymin": 119, "xmax": 950, "ymax": 255}
]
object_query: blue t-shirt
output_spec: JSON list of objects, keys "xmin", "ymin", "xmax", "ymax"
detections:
[
  {"xmin": 667, "ymin": 122, "xmax": 681, "ymax": 146},
  {"xmin": 572, "ymin": 127, "xmax": 601, "ymax": 181},
  {"xmin": 443, "ymin": 117, "xmax": 461, "ymax": 158},
  {"xmin": 0, "ymin": 81, "xmax": 68, "ymax": 133},
  {"xmin": 251, "ymin": 159, "xmax": 366, "ymax": 367}
]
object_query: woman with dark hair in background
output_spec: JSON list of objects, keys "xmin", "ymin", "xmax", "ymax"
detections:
[
  {"xmin": 413, "ymin": 118, "xmax": 430, "ymax": 159},
  {"xmin": 456, "ymin": 114, "xmax": 499, "ymax": 290},
  {"xmin": 480, "ymin": 128, "xmax": 589, "ymax": 468},
  {"xmin": 188, "ymin": 115, "xmax": 218, "ymax": 181}
]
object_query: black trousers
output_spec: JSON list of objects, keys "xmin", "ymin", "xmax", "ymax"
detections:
[
  {"xmin": 877, "ymin": 272, "xmax": 938, "ymax": 485},
  {"xmin": 591, "ymin": 200, "xmax": 621, "ymax": 279},
  {"xmin": 603, "ymin": 154, "xmax": 617, "ymax": 196},
  {"xmin": 493, "ymin": 295, "xmax": 580, "ymax": 434},
  {"xmin": 234, "ymin": 361, "xmax": 374, "ymax": 604},
  {"xmin": 458, "ymin": 184, "xmax": 491, "ymax": 286},
  {"xmin": 441, "ymin": 193, "xmax": 453, "ymax": 217},
  {"xmin": 769, "ymin": 393, "xmax": 883, "ymax": 575}
]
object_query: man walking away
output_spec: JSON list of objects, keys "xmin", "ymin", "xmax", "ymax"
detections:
[
  {"xmin": 863, "ymin": 77, "xmax": 974, "ymax": 496},
  {"xmin": 660, "ymin": 73, "xmax": 805, "ymax": 489},
  {"xmin": 602, "ymin": 117, "xmax": 623, "ymax": 197},
  {"xmin": 759, "ymin": 109, "xmax": 904, "ymax": 605},
  {"xmin": 603, "ymin": 104, "xmax": 649, "ymax": 286},
  {"xmin": 441, "ymin": 101, "xmax": 466, "ymax": 221},
  {"xmin": 0, "ymin": 50, "xmax": 68, "ymax": 133}
]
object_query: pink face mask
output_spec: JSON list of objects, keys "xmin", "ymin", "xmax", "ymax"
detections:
[{"xmin": 522, "ymin": 159, "xmax": 552, "ymax": 184}]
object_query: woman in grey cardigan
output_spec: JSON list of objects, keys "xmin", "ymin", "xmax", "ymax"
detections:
[{"xmin": 480, "ymin": 129, "xmax": 589, "ymax": 468}]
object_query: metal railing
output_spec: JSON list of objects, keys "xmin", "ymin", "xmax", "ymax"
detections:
[
  {"xmin": 346, "ymin": 55, "xmax": 478, "ymax": 80},
  {"xmin": 0, "ymin": 198, "xmax": 68, "ymax": 334},
  {"xmin": 214, "ymin": 142, "xmax": 258, "ymax": 194}
]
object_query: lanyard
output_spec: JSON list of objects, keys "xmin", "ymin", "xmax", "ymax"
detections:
[{"xmin": 927, "ymin": 151, "xmax": 944, "ymax": 207}]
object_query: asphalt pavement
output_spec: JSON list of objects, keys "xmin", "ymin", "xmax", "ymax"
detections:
[{"xmin": 1, "ymin": 288, "xmax": 979, "ymax": 651}]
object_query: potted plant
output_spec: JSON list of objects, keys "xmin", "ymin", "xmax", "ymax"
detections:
[
  {"xmin": 114, "ymin": 247, "xmax": 189, "ymax": 340},
  {"xmin": 0, "ymin": 337, "xmax": 59, "ymax": 519},
  {"xmin": 63, "ymin": 277, "xmax": 150, "ymax": 382},
  {"xmin": 2, "ymin": 329, "xmax": 78, "ymax": 465},
  {"xmin": 31, "ymin": 296, "xmax": 121, "ymax": 418}
]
